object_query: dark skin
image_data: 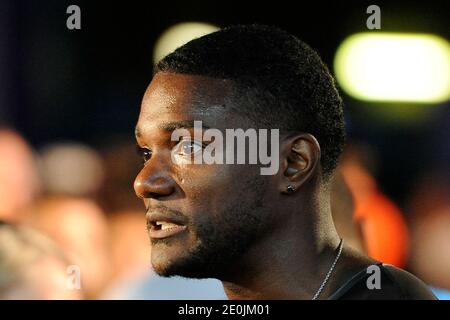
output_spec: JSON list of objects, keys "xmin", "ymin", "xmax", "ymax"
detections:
[{"xmin": 134, "ymin": 72, "xmax": 377, "ymax": 299}]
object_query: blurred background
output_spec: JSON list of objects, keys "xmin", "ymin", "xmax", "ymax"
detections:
[{"xmin": 0, "ymin": 0, "xmax": 448, "ymax": 299}]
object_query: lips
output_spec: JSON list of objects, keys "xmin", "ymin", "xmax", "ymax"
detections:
[{"xmin": 146, "ymin": 210, "xmax": 188, "ymax": 239}]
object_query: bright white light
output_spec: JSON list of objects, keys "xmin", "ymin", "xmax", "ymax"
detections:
[
  {"xmin": 153, "ymin": 22, "xmax": 219, "ymax": 64},
  {"xmin": 334, "ymin": 33, "xmax": 450, "ymax": 103}
]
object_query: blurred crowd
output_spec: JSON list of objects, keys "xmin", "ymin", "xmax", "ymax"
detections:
[{"xmin": 0, "ymin": 127, "xmax": 449, "ymax": 299}]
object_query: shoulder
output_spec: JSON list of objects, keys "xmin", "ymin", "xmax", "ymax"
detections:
[
  {"xmin": 381, "ymin": 264, "xmax": 437, "ymax": 300},
  {"xmin": 330, "ymin": 263, "xmax": 437, "ymax": 300}
]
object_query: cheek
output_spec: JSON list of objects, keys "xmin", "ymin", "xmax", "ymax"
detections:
[
  {"xmin": 177, "ymin": 162, "xmax": 243, "ymax": 188},
  {"xmin": 174, "ymin": 163, "xmax": 250, "ymax": 208}
]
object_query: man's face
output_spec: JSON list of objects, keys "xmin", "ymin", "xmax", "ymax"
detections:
[{"xmin": 134, "ymin": 72, "xmax": 275, "ymax": 278}]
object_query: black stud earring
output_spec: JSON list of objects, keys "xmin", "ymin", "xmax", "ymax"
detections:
[{"xmin": 287, "ymin": 185, "xmax": 295, "ymax": 193}]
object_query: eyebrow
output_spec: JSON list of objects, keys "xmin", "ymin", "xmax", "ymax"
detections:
[{"xmin": 135, "ymin": 120, "xmax": 211, "ymax": 138}]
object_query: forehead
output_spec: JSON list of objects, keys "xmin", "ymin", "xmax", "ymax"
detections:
[{"xmin": 138, "ymin": 72, "xmax": 236, "ymax": 129}]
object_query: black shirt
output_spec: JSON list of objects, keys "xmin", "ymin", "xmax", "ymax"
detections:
[{"xmin": 329, "ymin": 263, "xmax": 437, "ymax": 300}]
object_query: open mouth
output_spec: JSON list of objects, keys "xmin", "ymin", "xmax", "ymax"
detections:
[{"xmin": 148, "ymin": 219, "xmax": 187, "ymax": 239}]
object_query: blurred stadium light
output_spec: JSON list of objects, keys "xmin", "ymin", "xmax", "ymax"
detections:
[
  {"xmin": 334, "ymin": 33, "xmax": 450, "ymax": 103},
  {"xmin": 39, "ymin": 143, "xmax": 104, "ymax": 196},
  {"xmin": 153, "ymin": 22, "xmax": 219, "ymax": 64}
]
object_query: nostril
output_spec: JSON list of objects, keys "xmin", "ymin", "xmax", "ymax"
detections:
[
  {"xmin": 134, "ymin": 160, "xmax": 176, "ymax": 199},
  {"xmin": 147, "ymin": 192, "xmax": 169, "ymax": 200},
  {"xmin": 135, "ymin": 176, "xmax": 176, "ymax": 199}
]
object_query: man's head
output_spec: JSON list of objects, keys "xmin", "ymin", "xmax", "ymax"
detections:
[{"xmin": 134, "ymin": 25, "xmax": 345, "ymax": 279}]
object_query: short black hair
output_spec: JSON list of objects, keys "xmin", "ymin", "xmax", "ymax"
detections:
[{"xmin": 156, "ymin": 24, "xmax": 345, "ymax": 180}]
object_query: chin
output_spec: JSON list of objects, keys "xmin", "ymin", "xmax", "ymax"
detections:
[
  {"xmin": 150, "ymin": 241, "xmax": 182, "ymax": 274},
  {"xmin": 151, "ymin": 259, "xmax": 208, "ymax": 279},
  {"xmin": 150, "ymin": 244, "xmax": 219, "ymax": 279}
]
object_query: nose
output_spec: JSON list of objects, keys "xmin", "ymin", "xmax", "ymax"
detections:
[{"xmin": 134, "ymin": 159, "xmax": 176, "ymax": 200}]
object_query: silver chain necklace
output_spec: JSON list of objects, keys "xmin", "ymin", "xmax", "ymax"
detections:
[{"xmin": 311, "ymin": 238, "xmax": 344, "ymax": 300}]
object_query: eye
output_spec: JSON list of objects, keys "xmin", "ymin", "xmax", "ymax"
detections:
[
  {"xmin": 174, "ymin": 139, "xmax": 203, "ymax": 156},
  {"xmin": 136, "ymin": 146, "xmax": 152, "ymax": 163}
]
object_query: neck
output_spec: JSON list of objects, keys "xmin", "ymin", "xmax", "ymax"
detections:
[{"xmin": 221, "ymin": 192, "xmax": 342, "ymax": 299}]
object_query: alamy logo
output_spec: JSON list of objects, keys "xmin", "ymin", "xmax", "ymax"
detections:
[
  {"xmin": 66, "ymin": 5, "xmax": 81, "ymax": 30},
  {"xmin": 171, "ymin": 121, "xmax": 280, "ymax": 175},
  {"xmin": 66, "ymin": 265, "xmax": 81, "ymax": 290},
  {"xmin": 366, "ymin": 5, "xmax": 381, "ymax": 30},
  {"xmin": 366, "ymin": 264, "xmax": 382, "ymax": 290}
]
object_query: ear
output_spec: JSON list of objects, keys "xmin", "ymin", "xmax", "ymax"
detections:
[{"xmin": 279, "ymin": 133, "xmax": 321, "ymax": 194}]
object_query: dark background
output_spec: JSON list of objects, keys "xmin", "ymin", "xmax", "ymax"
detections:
[{"xmin": 0, "ymin": 0, "xmax": 449, "ymax": 207}]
